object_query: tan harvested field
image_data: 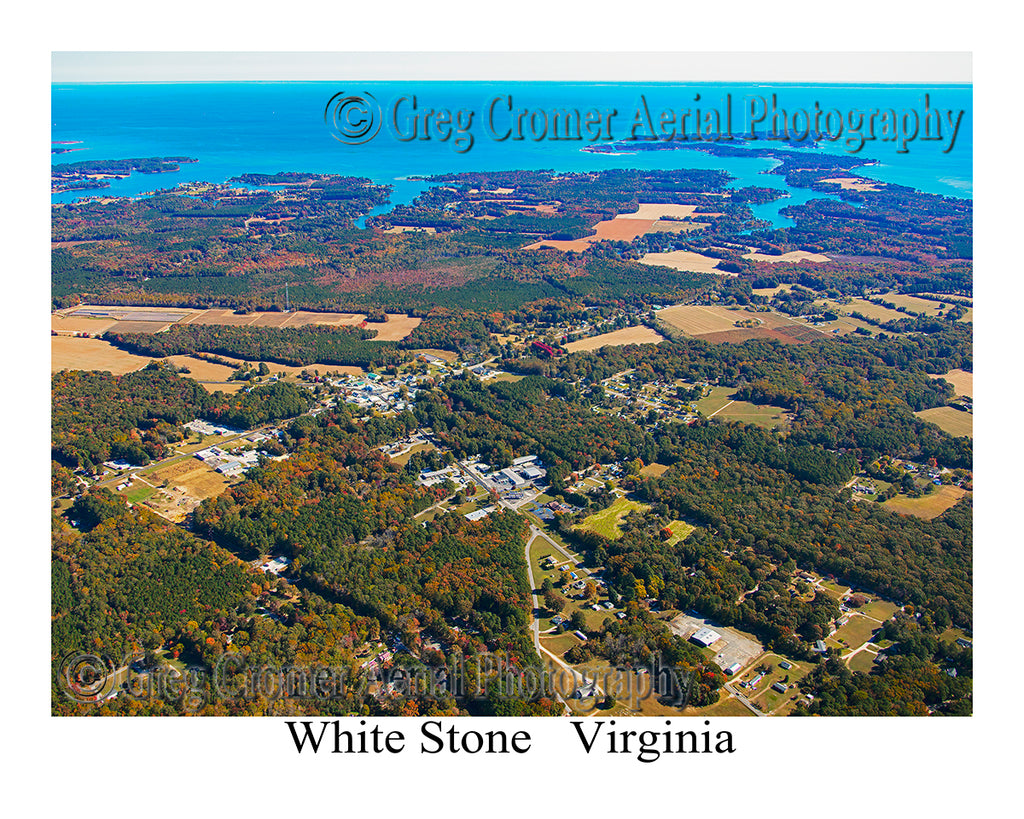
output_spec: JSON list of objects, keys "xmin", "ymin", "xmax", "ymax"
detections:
[
  {"xmin": 916, "ymin": 406, "xmax": 973, "ymax": 438},
  {"xmin": 930, "ymin": 369, "xmax": 973, "ymax": 398},
  {"xmin": 365, "ymin": 314, "xmax": 422, "ymax": 341},
  {"xmin": 622, "ymin": 203, "xmax": 699, "ymax": 220},
  {"xmin": 524, "ymin": 216, "xmax": 655, "ymax": 252},
  {"xmin": 845, "ymin": 298, "xmax": 906, "ymax": 323},
  {"xmin": 650, "ymin": 220, "xmax": 707, "ymax": 234},
  {"xmin": 52, "ymin": 337, "xmax": 153, "ymax": 374},
  {"xmin": 205, "ymin": 382, "xmax": 245, "ymax": 394},
  {"xmin": 65, "ymin": 306, "xmax": 419, "ymax": 339},
  {"xmin": 210, "ymin": 354, "xmax": 363, "ymax": 378},
  {"xmin": 51, "ymin": 315, "xmax": 118, "ymax": 335},
  {"xmin": 250, "ymin": 312, "xmax": 296, "ymax": 328},
  {"xmin": 107, "ymin": 319, "xmax": 176, "ymax": 334},
  {"xmin": 639, "ymin": 463, "xmax": 671, "ymax": 478},
  {"xmin": 384, "ymin": 226, "xmax": 436, "ymax": 234},
  {"xmin": 411, "ymin": 348, "xmax": 458, "ymax": 363},
  {"xmin": 752, "ymin": 284, "xmax": 794, "ymax": 298},
  {"xmin": 884, "ymin": 485, "xmax": 969, "ymax": 520},
  {"xmin": 563, "ymin": 325, "xmax": 665, "ymax": 352},
  {"xmin": 658, "ymin": 304, "xmax": 742, "ymax": 335},
  {"xmin": 882, "ymin": 294, "xmax": 945, "ymax": 316},
  {"xmin": 819, "ymin": 177, "xmax": 882, "ymax": 192},
  {"xmin": 958, "ymin": 308, "xmax": 973, "ymax": 323},
  {"xmin": 658, "ymin": 304, "xmax": 800, "ymax": 335},
  {"xmin": 640, "ymin": 250, "xmax": 730, "ymax": 275},
  {"xmin": 743, "ymin": 250, "xmax": 831, "ymax": 264},
  {"xmin": 162, "ymin": 355, "xmax": 236, "ymax": 382}
]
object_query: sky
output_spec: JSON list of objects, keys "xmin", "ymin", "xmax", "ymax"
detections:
[{"xmin": 51, "ymin": 52, "xmax": 972, "ymax": 83}]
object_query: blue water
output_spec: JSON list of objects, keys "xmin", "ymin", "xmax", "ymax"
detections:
[{"xmin": 51, "ymin": 82, "xmax": 972, "ymax": 228}]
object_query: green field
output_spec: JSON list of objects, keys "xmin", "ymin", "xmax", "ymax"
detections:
[
  {"xmin": 694, "ymin": 386, "xmax": 735, "ymax": 416},
  {"xmin": 576, "ymin": 496, "xmax": 650, "ymax": 540},
  {"xmin": 832, "ymin": 615, "xmax": 881, "ymax": 650},
  {"xmin": 716, "ymin": 401, "xmax": 790, "ymax": 429},
  {"xmin": 123, "ymin": 483, "xmax": 156, "ymax": 504},
  {"xmin": 846, "ymin": 650, "xmax": 878, "ymax": 673},
  {"xmin": 664, "ymin": 519, "xmax": 696, "ymax": 545},
  {"xmin": 540, "ymin": 632, "xmax": 582, "ymax": 658},
  {"xmin": 858, "ymin": 600, "xmax": 900, "ymax": 622}
]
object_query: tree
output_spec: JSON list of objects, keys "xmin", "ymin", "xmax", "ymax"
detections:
[{"xmin": 543, "ymin": 587, "xmax": 566, "ymax": 614}]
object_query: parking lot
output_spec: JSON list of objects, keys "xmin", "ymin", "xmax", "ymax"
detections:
[{"xmin": 668, "ymin": 613, "xmax": 764, "ymax": 672}]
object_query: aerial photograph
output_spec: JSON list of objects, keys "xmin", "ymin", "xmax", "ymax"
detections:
[{"xmin": 51, "ymin": 54, "xmax": 973, "ymax": 718}]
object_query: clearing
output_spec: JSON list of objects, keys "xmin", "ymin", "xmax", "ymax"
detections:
[
  {"xmin": 884, "ymin": 485, "xmax": 969, "ymax": 519},
  {"xmin": 563, "ymin": 326, "xmax": 665, "ymax": 352},
  {"xmin": 929, "ymin": 369, "xmax": 973, "ymax": 398},
  {"xmin": 576, "ymin": 497, "xmax": 650, "ymax": 540},
  {"xmin": 742, "ymin": 250, "xmax": 830, "ymax": 264},
  {"xmin": 640, "ymin": 250, "xmax": 730, "ymax": 275},
  {"xmin": 915, "ymin": 406, "xmax": 973, "ymax": 438}
]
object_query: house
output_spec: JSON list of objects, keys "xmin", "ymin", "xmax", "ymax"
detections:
[
  {"xmin": 771, "ymin": 682, "xmax": 788, "ymax": 694},
  {"xmin": 813, "ymin": 640, "xmax": 828, "ymax": 653},
  {"xmin": 574, "ymin": 630, "xmax": 588, "ymax": 641},
  {"xmin": 779, "ymin": 660, "xmax": 793, "ymax": 670}
]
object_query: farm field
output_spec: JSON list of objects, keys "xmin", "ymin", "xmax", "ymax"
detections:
[
  {"xmin": 563, "ymin": 325, "xmax": 665, "ymax": 352},
  {"xmin": 51, "ymin": 336, "xmax": 153, "ymax": 374},
  {"xmin": 638, "ymin": 463, "xmax": 671, "ymax": 478},
  {"xmin": 51, "ymin": 314, "xmax": 119, "ymax": 335},
  {"xmin": 930, "ymin": 368, "xmax": 973, "ymax": 398},
  {"xmin": 742, "ymin": 250, "xmax": 830, "ymax": 264},
  {"xmin": 162, "ymin": 355, "xmax": 236, "ymax": 382},
  {"xmin": 657, "ymin": 304, "xmax": 753, "ymax": 335},
  {"xmin": 882, "ymin": 293, "xmax": 946, "ymax": 316},
  {"xmin": 915, "ymin": 406, "xmax": 973, "ymax": 438},
  {"xmin": 640, "ymin": 250, "xmax": 729, "ymax": 275},
  {"xmin": 818, "ymin": 177, "xmax": 882, "ymax": 192},
  {"xmin": 576, "ymin": 497, "xmax": 650, "ymax": 540},
  {"xmin": 58, "ymin": 305, "xmax": 421, "ymax": 341},
  {"xmin": 884, "ymin": 485, "xmax": 969, "ymax": 520},
  {"xmin": 845, "ymin": 297, "xmax": 907, "ymax": 323}
]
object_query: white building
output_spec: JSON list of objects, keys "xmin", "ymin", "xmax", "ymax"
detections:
[{"xmin": 691, "ymin": 627, "xmax": 722, "ymax": 647}]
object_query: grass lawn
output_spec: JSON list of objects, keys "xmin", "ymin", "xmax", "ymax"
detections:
[
  {"xmin": 818, "ymin": 580, "xmax": 850, "ymax": 600},
  {"xmin": 391, "ymin": 442, "xmax": 435, "ymax": 466},
  {"xmin": 695, "ymin": 386, "xmax": 735, "ymax": 417},
  {"xmin": 664, "ymin": 519, "xmax": 696, "ymax": 545},
  {"xmin": 540, "ymin": 632, "xmax": 582, "ymax": 658},
  {"xmin": 528, "ymin": 538, "xmax": 563, "ymax": 589},
  {"xmin": 846, "ymin": 650, "xmax": 878, "ymax": 673},
  {"xmin": 858, "ymin": 600, "xmax": 900, "ymax": 622},
  {"xmin": 123, "ymin": 484, "xmax": 156, "ymax": 504},
  {"xmin": 832, "ymin": 615, "xmax": 881, "ymax": 650},
  {"xmin": 696, "ymin": 695, "xmax": 756, "ymax": 717},
  {"xmin": 576, "ymin": 496, "xmax": 650, "ymax": 540},
  {"xmin": 716, "ymin": 400, "xmax": 790, "ymax": 429}
]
